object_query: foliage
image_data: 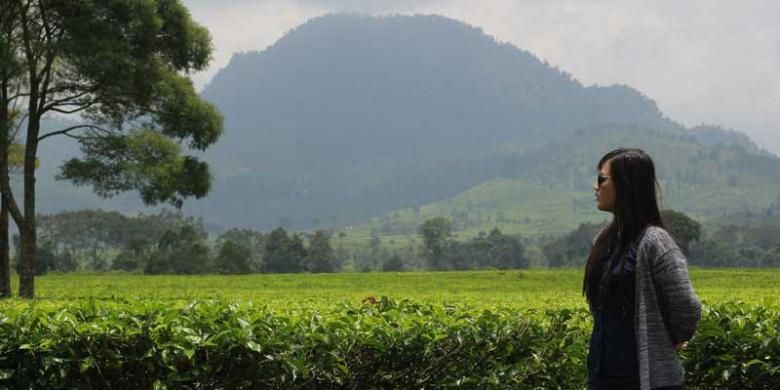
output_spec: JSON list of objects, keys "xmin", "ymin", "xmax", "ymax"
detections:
[
  {"xmin": 214, "ymin": 240, "xmax": 252, "ymax": 275},
  {"xmin": 538, "ymin": 209, "xmax": 780, "ymax": 268},
  {"xmin": 685, "ymin": 302, "xmax": 780, "ymax": 388},
  {"xmin": 382, "ymin": 254, "xmax": 405, "ymax": 272},
  {"xmin": 38, "ymin": 209, "xmax": 127, "ymax": 271},
  {"xmin": 11, "ymin": 238, "xmax": 54, "ymax": 276},
  {"xmin": 448, "ymin": 228, "xmax": 528, "ymax": 270},
  {"xmin": 216, "ymin": 228, "xmax": 265, "ymax": 272},
  {"xmin": 59, "ymin": 128, "xmax": 215, "ymax": 208},
  {"xmin": 420, "ymin": 219, "xmax": 528, "ymax": 271},
  {"xmin": 542, "ymin": 222, "xmax": 603, "ymax": 267},
  {"xmin": 308, "ymin": 230, "xmax": 337, "ymax": 273},
  {"xmin": 419, "ymin": 217, "xmax": 453, "ymax": 270},
  {"xmin": 35, "ymin": 209, "xmax": 208, "ymax": 273},
  {"xmin": 144, "ymin": 225, "xmax": 212, "ymax": 275},
  {"xmin": 662, "ymin": 209, "xmax": 702, "ymax": 255},
  {"xmin": 690, "ymin": 223, "xmax": 780, "ymax": 267},
  {"xmin": 0, "ymin": 298, "xmax": 775, "ymax": 388},
  {"xmin": 263, "ymin": 228, "xmax": 308, "ymax": 273}
]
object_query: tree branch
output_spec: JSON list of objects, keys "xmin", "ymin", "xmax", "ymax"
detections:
[
  {"xmin": 8, "ymin": 92, "xmax": 31, "ymax": 101},
  {"xmin": 9, "ymin": 111, "xmax": 27, "ymax": 140},
  {"xmin": 42, "ymin": 88, "xmax": 96, "ymax": 112},
  {"xmin": 37, "ymin": 124, "xmax": 113, "ymax": 142},
  {"xmin": 49, "ymin": 103, "xmax": 95, "ymax": 115},
  {"xmin": 36, "ymin": 49, "xmax": 56, "ymax": 114}
]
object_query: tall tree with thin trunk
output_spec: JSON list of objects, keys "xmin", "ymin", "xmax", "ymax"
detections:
[
  {"xmin": 0, "ymin": 0, "xmax": 223, "ymax": 298},
  {"xmin": 0, "ymin": 141, "xmax": 23, "ymax": 298},
  {"xmin": 0, "ymin": 3, "xmax": 26, "ymax": 298}
]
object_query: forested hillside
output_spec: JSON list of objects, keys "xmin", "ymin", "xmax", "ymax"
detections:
[{"xmin": 195, "ymin": 13, "xmax": 776, "ymax": 230}]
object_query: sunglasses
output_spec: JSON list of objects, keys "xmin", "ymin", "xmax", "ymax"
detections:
[{"xmin": 597, "ymin": 174, "xmax": 611, "ymax": 187}]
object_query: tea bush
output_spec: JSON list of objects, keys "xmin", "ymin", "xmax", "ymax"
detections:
[{"xmin": 0, "ymin": 298, "xmax": 776, "ymax": 389}]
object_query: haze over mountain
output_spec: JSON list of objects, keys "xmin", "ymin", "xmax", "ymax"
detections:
[{"xmin": 32, "ymin": 14, "xmax": 780, "ymax": 233}]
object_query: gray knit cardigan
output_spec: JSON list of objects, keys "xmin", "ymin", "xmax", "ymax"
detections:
[{"xmin": 633, "ymin": 226, "xmax": 702, "ymax": 390}]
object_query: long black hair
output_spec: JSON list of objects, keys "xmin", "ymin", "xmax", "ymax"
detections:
[{"xmin": 583, "ymin": 148, "xmax": 664, "ymax": 306}]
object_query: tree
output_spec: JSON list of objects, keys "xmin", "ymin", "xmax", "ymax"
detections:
[
  {"xmin": 144, "ymin": 224, "xmax": 211, "ymax": 274},
  {"xmin": 485, "ymin": 228, "xmax": 527, "ymax": 269},
  {"xmin": 382, "ymin": 254, "xmax": 404, "ymax": 272},
  {"xmin": 111, "ymin": 237, "xmax": 149, "ymax": 272},
  {"xmin": 308, "ymin": 230, "xmax": 336, "ymax": 273},
  {"xmin": 0, "ymin": 141, "xmax": 23, "ymax": 295},
  {"xmin": 38, "ymin": 209, "xmax": 128, "ymax": 270},
  {"xmin": 542, "ymin": 222, "xmax": 602, "ymax": 267},
  {"xmin": 11, "ymin": 234, "xmax": 51, "ymax": 275},
  {"xmin": 215, "ymin": 240, "xmax": 252, "ymax": 275},
  {"xmin": 288, "ymin": 234, "xmax": 308, "ymax": 273},
  {"xmin": 263, "ymin": 228, "xmax": 307, "ymax": 273},
  {"xmin": 0, "ymin": 0, "xmax": 222, "ymax": 297},
  {"xmin": 418, "ymin": 217, "xmax": 452, "ymax": 270},
  {"xmin": 1, "ymin": 2, "xmax": 26, "ymax": 297},
  {"xmin": 444, "ymin": 228, "xmax": 528, "ymax": 270},
  {"xmin": 661, "ymin": 209, "xmax": 701, "ymax": 255},
  {"xmin": 216, "ymin": 228, "xmax": 264, "ymax": 272},
  {"xmin": 367, "ymin": 233, "xmax": 382, "ymax": 271},
  {"xmin": 263, "ymin": 228, "xmax": 289, "ymax": 273}
]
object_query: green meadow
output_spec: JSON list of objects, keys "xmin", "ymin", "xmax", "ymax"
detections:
[{"xmin": 10, "ymin": 268, "xmax": 779, "ymax": 311}]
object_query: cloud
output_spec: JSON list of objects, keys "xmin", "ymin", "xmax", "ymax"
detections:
[
  {"xmin": 182, "ymin": 0, "xmax": 780, "ymax": 154},
  {"xmin": 184, "ymin": 1, "xmax": 329, "ymax": 90}
]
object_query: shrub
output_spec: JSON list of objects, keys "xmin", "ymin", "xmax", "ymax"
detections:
[{"xmin": 0, "ymin": 299, "xmax": 775, "ymax": 389}]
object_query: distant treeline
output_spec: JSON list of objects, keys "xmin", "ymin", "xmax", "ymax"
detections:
[
  {"xmin": 13, "ymin": 209, "xmax": 528, "ymax": 275},
  {"xmin": 12, "ymin": 207, "xmax": 779, "ymax": 275},
  {"xmin": 541, "ymin": 209, "xmax": 780, "ymax": 268}
]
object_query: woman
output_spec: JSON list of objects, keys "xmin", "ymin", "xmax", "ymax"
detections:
[{"xmin": 584, "ymin": 148, "xmax": 701, "ymax": 390}]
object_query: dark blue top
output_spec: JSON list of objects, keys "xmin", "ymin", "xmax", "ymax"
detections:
[{"xmin": 588, "ymin": 242, "xmax": 640, "ymax": 389}]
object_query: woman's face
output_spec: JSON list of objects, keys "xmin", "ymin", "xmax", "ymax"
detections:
[{"xmin": 594, "ymin": 159, "xmax": 615, "ymax": 213}]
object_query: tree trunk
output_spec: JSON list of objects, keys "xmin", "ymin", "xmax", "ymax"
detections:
[
  {"xmin": 0, "ymin": 76, "xmax": 12, "ymax": 297},
  {"xmin": 18, "ymin": 119, "xmax": 38, "ymax": 299},
  {"xmin": 18, "ymin": 215, "xmax": 34, "ymax": 298},
  {"xmin": 0, "ymin": 195, "xmax": 10, "ymax": 298}
]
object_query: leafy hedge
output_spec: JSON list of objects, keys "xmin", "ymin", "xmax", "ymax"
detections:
[{"xmin": 0, "ymin": 299, "xmax": 776, "ymax": 389}]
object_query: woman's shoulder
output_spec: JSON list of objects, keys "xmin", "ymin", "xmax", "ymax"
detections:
[
  {"xmin": 641, "ymin": 225, "xmax": 673, "ymax": 241},
  {"xmin": 637, "ymin": 225, "xmax": 680, "ymax": 256}
]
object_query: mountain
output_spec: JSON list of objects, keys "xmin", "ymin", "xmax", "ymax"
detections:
[
  {"xmin": 30, "ymin": 13, "xmax": 779, "ymax": 234},
  {"xmin": 193, "ymin": 13, "xmax": 774, "ymax": 230}
]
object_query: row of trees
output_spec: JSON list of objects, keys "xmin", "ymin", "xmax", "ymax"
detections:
[
  {"xmin": 1, "ymin": 0, "xmax": 223, "ymax": 297},
  {"xmin": 541, "ymin": 209, "xmax": 703, "ymax": 267},
  {"xmin": 18, "ymin": 209, "xmax": 340, "ymax": 275},
  {"xmin": 16, "ymin": 210, "xmax": 532, "ymax": 274},
  {"xmin": 11, "ymin": 207, "xmax": 780, "ymax": 276},
  {"xmin": 689, "ymin": 224, "xmax": 780, "ymax": 267},
  {"xmin": 541, "ymin": 208, "xmax": 780, "ymax": 268},
  {"xmin": 419, "ymin": 217, "xmax": 529, "ymax": 270}
]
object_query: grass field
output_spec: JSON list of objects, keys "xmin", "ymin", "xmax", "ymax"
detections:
[{"xmin": 8, "ymin": 268, "xmax": 779, "ymax": 311}]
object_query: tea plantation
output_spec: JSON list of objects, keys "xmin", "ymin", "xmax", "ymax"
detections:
[{"xmin": 0, "ymin": 269, "xmax": 777, "ymax": 389}]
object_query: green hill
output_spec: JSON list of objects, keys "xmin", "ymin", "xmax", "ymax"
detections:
[
  {"xmin": 353, "ymin": 126, "xmax": 780, "ymax": 238},
  {"xmin": 361, "ymin": 178, "xmax": 605, "ymax": 239}
]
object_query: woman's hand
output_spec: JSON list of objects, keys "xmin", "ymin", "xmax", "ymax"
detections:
[{"xmin": 675, "ymin": 341, "xmax": 688, "ymax": 351}]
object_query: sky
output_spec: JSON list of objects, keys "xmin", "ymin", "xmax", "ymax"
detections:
[{"xmin": 182, "ymin": 0, "xmax": 780, "ymax": 155}]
